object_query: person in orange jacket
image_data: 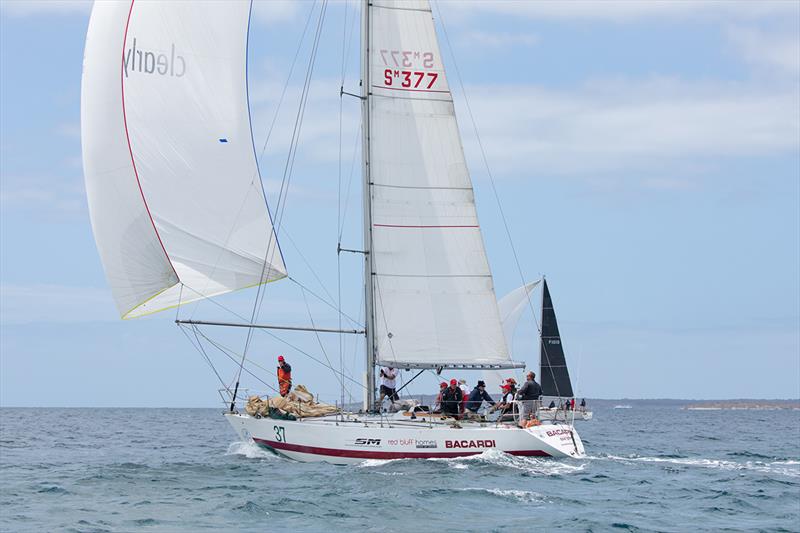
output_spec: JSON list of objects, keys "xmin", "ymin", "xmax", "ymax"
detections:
[{"xmin": 277, "ymin": 355, "xmax": 292, "ymax": 397}]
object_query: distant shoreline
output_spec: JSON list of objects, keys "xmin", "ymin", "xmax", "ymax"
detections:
[{"xmin": 682, "ymin": 401, "xmax": 800, "ymax": 411}]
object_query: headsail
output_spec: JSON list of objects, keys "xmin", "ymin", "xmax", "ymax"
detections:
[
  {"xmin": 81, "ymin": 1, "xmax": 287, "ymax": 319},
  {"xmin": 540, "ymin": 279, "xmax": 574, "ymax": 397},
  {"xmin": 367, "ymin": 0, "xmax": 516, "ymax": 369}
]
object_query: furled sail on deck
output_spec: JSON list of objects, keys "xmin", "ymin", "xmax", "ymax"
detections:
[
  {"xmin": 81, "ymin": 1, "xmax": 286, "ymax": 319},
  {"xmin": 368, "ymin": 0, "xmax": 516, "ymax": 368},
  {"xmin": 540, "ymin": 280, "xmax": 574, "ymax": 397}
]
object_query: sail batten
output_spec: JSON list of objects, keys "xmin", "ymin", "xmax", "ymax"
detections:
[
  {"xmin": 82, "ymin": 0, "xmax": 287, "ymax": 319},
  {"xmin": 367, "ymin": 0, "xmax": 509, "ymax": 368}
]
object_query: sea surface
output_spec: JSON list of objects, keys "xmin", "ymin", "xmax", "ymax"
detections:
[{"xmin": 1, "ymin": 402, "xmax": 798, "ymax": 532}]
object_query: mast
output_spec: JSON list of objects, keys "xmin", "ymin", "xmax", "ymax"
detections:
[{"xmin": 361, "ymin": 0, "xmax": 376, "ymax": 412}]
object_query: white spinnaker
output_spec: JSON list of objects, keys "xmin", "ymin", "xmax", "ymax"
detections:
[
  {"xmin": 483, "ymin": 281, "xmax": 541, "ymax": 390},
  {"xmin": 498, "ymin": 280, "xmax": 541, "ymax": 352},
  {"xmin": 82, "ymin": 1, "xmax": 286, "ymax": 319},
  {"xmin": 369, "ymin": 0, "xmax": 510, "ymax": 367}
]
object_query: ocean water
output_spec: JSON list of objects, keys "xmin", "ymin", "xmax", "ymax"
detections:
[{"xmin": 1, "ymin": 403, "xmax": 798, "ymax": 532}]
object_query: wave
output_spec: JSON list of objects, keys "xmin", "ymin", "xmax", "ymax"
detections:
[
  {"xmin": 225, "ymin": 440, "xmax": 279, "ymax": 460},
  {"xmin": 459, "ymin": 487, "xmax": 547, "ymax": 503},
  {"xmin": 356, "ymin": 458, "xmax": 404, "ymax": 469}
]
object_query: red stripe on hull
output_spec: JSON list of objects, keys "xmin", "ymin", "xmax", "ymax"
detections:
[{"xmin": 253, "ymin": 438, "xmax": 550, "ymax": 459}]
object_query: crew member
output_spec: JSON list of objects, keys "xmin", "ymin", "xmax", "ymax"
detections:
[
  {"xmin": 580, "ymin": 398, "xmax": 587, "ymax": 412},
  {"xmin": 434, "ymin": 382, "xmax": 448, "ymax": 412},
  {"xmin": 441, "ymin": 379, "xmax": 463, "ymax": 419},
  {"xmin": 515, "ymin": 371, "xmax": 542, "ymax": 427},
  {"xmin": 465, "ymin": 380, "xmax": 496, "ymax": 415},
  {"xmin": 277, "ymin": 355, "xmax": 292, "ymax": 397},
  {"xmin": 490, "ymin": 381, "xmax": 516, "ymax": 418},
  {"xmin": 378, "ymin": 366, "xmax": 398, "ymax": 408}
]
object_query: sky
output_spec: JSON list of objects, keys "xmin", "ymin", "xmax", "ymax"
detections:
[{"xmin": 1, "ymin": 0, "xmax": 798, "ymax": 407}]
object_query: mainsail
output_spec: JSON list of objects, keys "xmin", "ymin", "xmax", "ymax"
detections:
[
  {"xmin": 540, "ymin": 279, "xmax": 574, "ymax": 397},
  {"xmin": 81, "ymin": 1, "xmax": 286, "ymax": 319},
  {"xmin": 366, "ymin": 0, "xmax": 514, "ymax": 369}
]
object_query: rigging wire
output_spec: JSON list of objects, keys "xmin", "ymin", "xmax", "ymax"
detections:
[
  {"xmin": 232, "ymin": 0, "xmax": 329, "ymax": 410},
  {"xmin": 300, "ymin": 285, "xmax": 350, "ymax": 397},
  {"xmin": 176, "ymin": 281, "xmax": 361, "ymax": 387},
  {"xmin": 177, "ymin": 321, "xmax": 228, "ymax": 390},
  {"xmin": 185, "ymin": 324, "xmax": 282, "ymax": 396},
  {"xmin": 253, "ymin": 0, "xmax": 330, "ymax": 326},
  {"xmin": 433, "ymin": 1, "xmax": 562, "ymax": 398},
  {"xmin": 287, "ymin": 276, "xmax": 360, "ymax": 327},
  {"xmin": 183, "ymin": 2, "xmax": 320, "ymax": 325}
]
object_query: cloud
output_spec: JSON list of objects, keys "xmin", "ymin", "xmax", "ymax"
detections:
[
  {"xmin": 0, "ymin": 0, "xmax": 90, "ymax": 17},
  {"xmin": 461, "ymin": 31, "xmax": 539, "ymax": 49},
  {"xmin": 0, "ymin": 284, "xmax": 117, "ymax": 324},
  {"xmin": 441, "ymin": 0, "xmax": 799, "ymax": 23},
  {"xmin": 455, "ymin": 77, "xmax": 800, "ymax": 180},
  {"xmin": 0, "ymin": 173, "xmax": 87, "ymax": 216},
  {"xmin": 727, "ymin": 26, "xmax": 800, "ymax": 76}
]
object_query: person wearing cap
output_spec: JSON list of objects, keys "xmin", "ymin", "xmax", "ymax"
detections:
[
  {"xmin": 378, "ymin": 366, "xmax": 398, "ymax": 408},
  {"xmin": 277, "ymin": 355, "xmax": 292, "ymax": 397},
  {"xmin": 465, "ymin": 380, "xmax": 497, "ymax": 415},
  {"xmin": 433, "ymin": 382, "xmax": 448, "ymax": 413},
  {"xmin": 490, "ymin": 381, "xmax": 517, "ymax": 418},
  {"xmin": 515, "ymin": 371, "xmax": 542, "ymax": 427},
  {"xmin": 440, "ymin": 379, "xmax": 463, "ymax": 419}
]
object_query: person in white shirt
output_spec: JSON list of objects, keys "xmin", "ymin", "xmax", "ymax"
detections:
[{"xmin": 378, "ymin": 366, "xmax": 398, "ymax": 409}]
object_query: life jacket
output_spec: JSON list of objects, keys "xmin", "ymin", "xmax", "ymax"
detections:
[{"xmin": 277, "ymin": 363, "xmax": 292, "ymax": 395}]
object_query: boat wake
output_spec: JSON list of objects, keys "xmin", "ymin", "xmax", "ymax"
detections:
[
  {"xmin": 434, "ymin": 449, "xmax": 586, "ymax": 476},
  {"xmin": 598, "ymin": 454, "xmax": 800, "ymax": 478},
  {"xmin": 225, "ymin": 440, "xmax": 278, "ymax": 460}
]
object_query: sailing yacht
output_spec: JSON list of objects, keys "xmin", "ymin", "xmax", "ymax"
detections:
[{"xmin": 81, "ymin": 0, "xmax": 585, "ymax": 464}]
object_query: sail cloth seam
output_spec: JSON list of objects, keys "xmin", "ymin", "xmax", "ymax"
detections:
[
  {"xmin": 372, "ymin": 5, "xmax": 431, "ymax": 13},
  {"xmin": 376, "ymin": 273, "xmax": 491, "ymax": 278},
  {"xmin": 372, "ymin": 183, "xmax": 470, "ymax": 191},
  {"xmin": 370, "ymin": 85, "xmax": 449, "ymax": 94},
  {"xmin": 373, "ymin": 224, "xmax": 478, "ymax": 228},
  {"xmin": 119, "ymin": 0, "xmax": 178, "ymax": 282},
  {"xmin": 370, "ymin": 93, "xmax": 453, "ymax": 103}
]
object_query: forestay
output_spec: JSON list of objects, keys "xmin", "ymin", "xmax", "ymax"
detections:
[
  {"xmin": 81, "ymin": 1, "xmax": 286, "ymax": 319},
  {"xmin": 368, "ymin": 0, "xmax": 515, "ymax": 369}
]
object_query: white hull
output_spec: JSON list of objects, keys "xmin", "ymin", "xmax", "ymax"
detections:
[{"xmin": 225, "ymin": 413, "xmax": 585, "ymax": 465}]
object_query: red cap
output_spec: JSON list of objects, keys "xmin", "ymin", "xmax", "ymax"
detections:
[
  {"xmin": 450, "ymin": 379, "xmax": 457, "ymax": 386},
  {"xmin": 440, "ymin": 382, "xmax": 447, "ymax": 388},
  {"xmin": 501, "ymin": 384, "xmax": 511, "ymax": 391},
  {"xmin": 278, "ymin": 355, "xmax": 285, "ymax": 362}
]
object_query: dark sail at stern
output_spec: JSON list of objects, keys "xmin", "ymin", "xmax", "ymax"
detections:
[{"xmin": 540, "ymin": 279, "xmax": 574, "ymax": 397}]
